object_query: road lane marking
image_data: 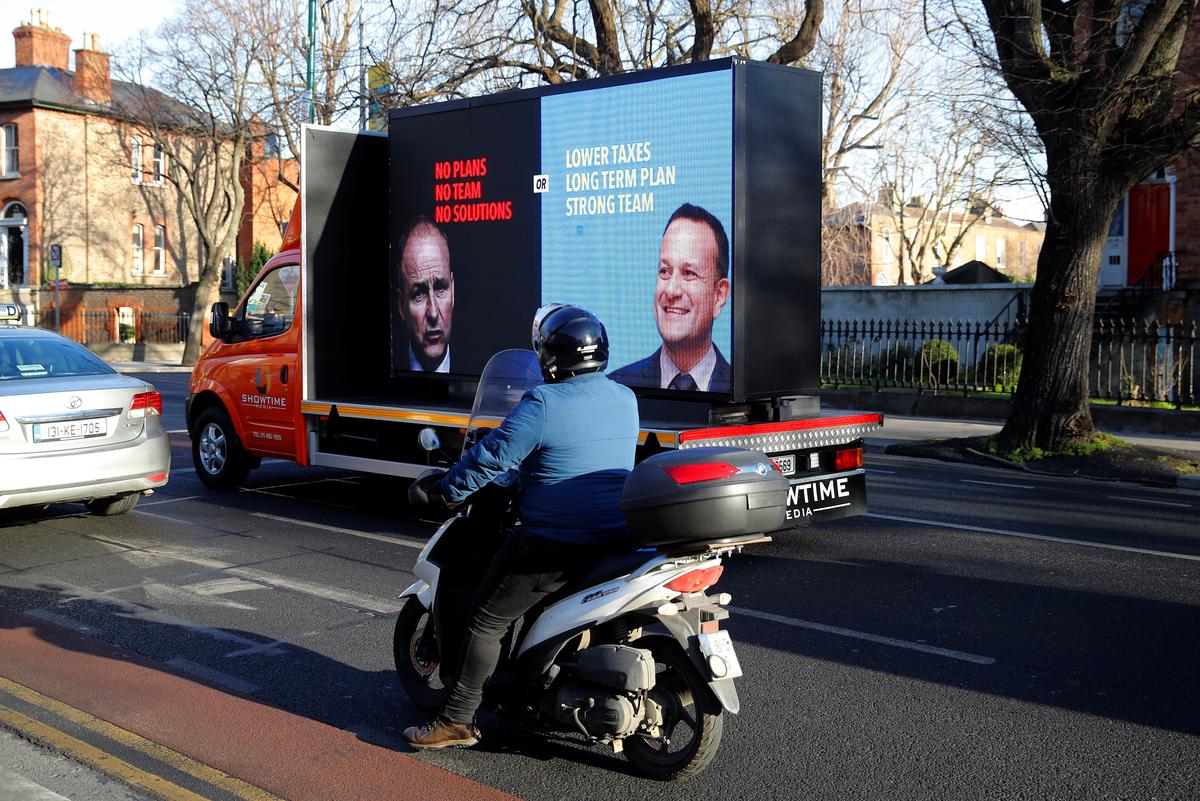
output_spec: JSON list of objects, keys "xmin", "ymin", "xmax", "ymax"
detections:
[
  {"xmin": 0, "ymin": 677, "xmax": 282, "ymax": 801},
  {"xmin": 141, "ymin": 495, "xmax": 204, "ymax": 506},
  {"xmin": 961, "ymin": 479, "xmax": 1035, "ymax": 490},
  {"xmin": 1107, "ymin": 495, "xmax": 1192, "ymax": 509},
  {"xmin": 165, "ymin": 658, "xmax": 259, "ymax": 695},
  {"xmin": 866, "ymin": 512, "xmax": 1200, "ymax": 562},
  {"xmin": 865, "ymin": 468, "xmax": 896, "ymax": 474},
  {"xmin": 730, "ymin": 606, "xmax": 995, "ymax": 665},
  {"xmin": 250, "ymin": 512, "xmax": 427, "ymax": 551}
]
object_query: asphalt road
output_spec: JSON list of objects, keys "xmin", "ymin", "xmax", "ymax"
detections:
[{"xmin": 0, "ymin": 375, "xmax": 1197, "ymax": 800}]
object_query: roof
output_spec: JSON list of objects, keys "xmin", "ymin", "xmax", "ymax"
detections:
[
  {"xmin": 0, "ymin": 65, "xmax": 194, "ymax": 124},
  {"xmin": 942, "ymin": 260, "xmax": 1013, "ymax": 284}
]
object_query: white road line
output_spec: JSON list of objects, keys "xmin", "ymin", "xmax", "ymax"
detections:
[
  {"xmin": 165, "ymin": 658, "xmax": 259, "ymax": 695},
  {"xmin": 865, "ymin": 468, "xmax": 897, "ymax": 474},
  {"xmin": 730, "ymin": 606, "xmax": 995, "ymax": 665},
  {"xmin": 24, "ymin": 609, "xmax": 101, "ymax": 637},
  {"xmin": 866, "ymin": 512, "xmax": 1200, "ymax": 562},
  {"xmin": 961, "ymin": 479, "xmax": 1035, "ymax": 490},
  {"xmin": 1108, "ymin": 495, "xmax": 1192, "ymax": 509},
  {"xmin": 140, "ymin": 495, "xmax": 204, "ymax": 506},
  {"xmin": 250, "ymin": 512, "xmax": 427, "ymax": 551}
]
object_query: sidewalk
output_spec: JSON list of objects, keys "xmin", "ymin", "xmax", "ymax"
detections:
[
  {"xmin": 109, "ymin": 361, "xmax": 192, "ymax": 373},
  {"xmin": 866, "ymin": 414, "xmax": 1200, "ymax": 456}
]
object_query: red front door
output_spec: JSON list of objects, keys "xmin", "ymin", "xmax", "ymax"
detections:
[{"xmin": 1127, "ymin": 183, "xmax": 1171, "ymax": 285}]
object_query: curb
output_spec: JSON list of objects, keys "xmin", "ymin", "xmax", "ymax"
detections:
[{"xmin": 1179, "ymin": 473, "xmax": 1200, "ymax": 491}]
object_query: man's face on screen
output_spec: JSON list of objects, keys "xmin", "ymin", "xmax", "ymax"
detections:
[
  {"xmin": 655, "ymin": 218, "xmax": 729, "ymax": 358},
  {"xmin": 399, "ymin": 226, "xmax": 454, "ymax": 370}
]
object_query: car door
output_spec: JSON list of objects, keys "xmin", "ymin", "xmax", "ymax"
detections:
[{"xmin": 226, "ymin": 263, "xmax": 300, "ymax": 457}]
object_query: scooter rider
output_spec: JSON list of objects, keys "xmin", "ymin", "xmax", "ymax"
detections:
[{"xmin": 404, "ymin": 304, "xmax": 640, "ymax": 749}]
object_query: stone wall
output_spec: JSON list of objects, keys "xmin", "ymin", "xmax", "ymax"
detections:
[{"xmin": 821, "ymin": 284, "xmax": 1031, "ymax": 325}]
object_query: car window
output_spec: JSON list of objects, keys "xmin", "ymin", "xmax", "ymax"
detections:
[
  {"xmin": 0, "ymin": 335, "xmax": 115, "ymax": 381},
  {"xmin": 242, "ymin": 264, "xmax": 299, "ymax": 339}
]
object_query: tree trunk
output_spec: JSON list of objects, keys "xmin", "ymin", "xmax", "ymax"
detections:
[
  {"xmin": 181, "ymin": 255, "xmax": 225, "ymax": 366},
  {"xmin": 997, "ymin": 179, "xmax": 1119, "ymax": 452}
]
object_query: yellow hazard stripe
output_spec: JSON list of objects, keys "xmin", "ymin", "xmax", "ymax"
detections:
[{"xmin": 0, "ymin": 676, "xmax": 282, "ymax": 801}]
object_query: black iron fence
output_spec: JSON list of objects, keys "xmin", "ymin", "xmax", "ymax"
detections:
[
  {"xmin": 36, "ymin": 309, "xmax": 191, "ymax": 345},
  {"xmin": 821, "ymin": 317, "xmax": 1198, "ymax": 408}
]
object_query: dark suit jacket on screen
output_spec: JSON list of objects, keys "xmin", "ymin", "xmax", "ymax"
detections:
[{"xmin": 609, "ymin": 346, "xmax": 731, "ymax": 393}]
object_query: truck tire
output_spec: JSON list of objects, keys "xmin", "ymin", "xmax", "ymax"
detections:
[
  {"xmin": 85, "ymin": 493, "xmax": 141, "ymax": 516},
  {"xmin": 624, "ymin": 639, "xmax": 724, "ymax": 780},
  {"xmin": 193, "ymin": 407, "xmax": 251, "ymax": 490}
]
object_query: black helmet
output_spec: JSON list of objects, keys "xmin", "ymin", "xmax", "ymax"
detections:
[{"xmin": 531, "ymin": 303, "xmax": 609, "ymax": 382}]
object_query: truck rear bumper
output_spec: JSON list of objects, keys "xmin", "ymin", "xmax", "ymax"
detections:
[{"xmin": 784, "ymin": 469, "xmax": 866, "ymax": 525}]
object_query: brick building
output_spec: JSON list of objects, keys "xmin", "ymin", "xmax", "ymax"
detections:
[{"xmin": 0, "ymin": 12, "xmax": 296, "ymax": 338}]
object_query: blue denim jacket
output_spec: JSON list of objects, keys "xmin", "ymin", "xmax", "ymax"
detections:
[{"xmin": 441, "ymin": 372, "xmax": 639, "ymax": 543}]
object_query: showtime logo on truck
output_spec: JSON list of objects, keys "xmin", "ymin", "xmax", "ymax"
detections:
[{"xmin": 786, "ymin": 476, "xmax": 853, "ymax": 521}]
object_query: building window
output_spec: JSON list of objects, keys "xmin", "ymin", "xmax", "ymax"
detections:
[
  {"xmin": 1, "ymin": 124, "xmax": 17, "ymax": 176},
  {"xmin": 995, "ymin": 238, "xmax": 1007, "ymax": 270},
  {"xmin": 153, "ymin": 143, "xmax": 167, "ymax": 185},
  {"xmin": 264, "ymin": 132, "xmax": 280, "ymax": 158},
  {"xmin": 117, "ymin": 306, "xmax": 136, "ymax": 344},
  {"xmin": 975, "ymin": 234, "xmax": 987, "ymax": 263},
  {"xmin": 220, "ymin": 256, "xmax": 235, "ymax": 292},
  {"xmin": 131, "ymin": 136, "xmax": 143, "ymax": 184},
  {"xmin": 132, "ymin": 224, "xmax": 144, "ymax": 274},
  {"xmin": 153, "ymin": 225, "xmax": 166, "ymax": 274}
]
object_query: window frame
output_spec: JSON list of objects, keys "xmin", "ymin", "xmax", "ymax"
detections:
[
  {"xmin": 130, "ymin": 136, "xmax": 143, "ymax": 184},
  {"xmin": 131, "ymin": 223, "xmax": 144, "ymax": 274},
  {"xmin": 153, "ymin": 142, "xmax": 167, "ymax": 186},
  {"xmin": 1, "ymin": 123, "xmax": 18, "ymax": 177},
  {"xmin": 153, "ymin": 225, "xmax": 166, "ymax": 275},
  {"xmin": 236, "ymin": 263, "xmax": 299, "ymax": 340}
]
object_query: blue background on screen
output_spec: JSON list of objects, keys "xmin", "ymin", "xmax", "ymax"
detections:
[{"xmin": 540, "ymin": 71, "xmax": 733, "ymax": 382}]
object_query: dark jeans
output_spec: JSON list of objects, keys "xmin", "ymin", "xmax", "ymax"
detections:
[{"xmin": 440, "ymin": 529, "xmax": 605, "ymax": 725}]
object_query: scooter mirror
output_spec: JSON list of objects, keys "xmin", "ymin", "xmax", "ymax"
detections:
[{"xmin": 417, "ymin": 428, "xmax": 440, "ymax": 452}]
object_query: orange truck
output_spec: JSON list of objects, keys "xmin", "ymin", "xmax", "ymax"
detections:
[{"xmin": 187, "ymin": 59, "xmax": 882, "ymax": 526}]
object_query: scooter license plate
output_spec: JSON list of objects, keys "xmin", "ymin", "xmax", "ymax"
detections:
[{"xmin": 698, "ymin": 631, "xmax": 743, "ymax": 680}]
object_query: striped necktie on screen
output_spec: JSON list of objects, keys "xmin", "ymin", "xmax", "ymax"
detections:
[{"xmin": 668, "ymin": 372, "xmax": 698, "ymax": 391}]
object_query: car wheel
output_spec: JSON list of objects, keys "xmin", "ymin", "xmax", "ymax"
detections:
[
  {"xmin": 85, "ymin": 493, "xmax": 141, "ymax": 516},
  {"xmin": 193, "ymin": 408, "xmax": 251, "ymax": 490}
]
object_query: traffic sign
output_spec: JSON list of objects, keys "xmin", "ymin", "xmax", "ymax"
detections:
[
  {"xmin": 49, "ymin": 243, "xmax": 62, "ymax": 268},
  {"xmin": 48, "ymin": 279, "xmax": 68, "ymax": 290}
]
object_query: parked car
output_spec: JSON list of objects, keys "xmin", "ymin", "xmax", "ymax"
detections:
[{"xmin": 0, "ymin": 305, "xmax": 170, "ymax": 515}]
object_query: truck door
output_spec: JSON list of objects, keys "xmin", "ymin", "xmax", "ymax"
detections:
[{"xmin": 229, "ymin": 263, "xmax": 301, "ymax": 456}]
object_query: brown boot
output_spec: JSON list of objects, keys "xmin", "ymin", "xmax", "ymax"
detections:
[{"xmin": 403, "ymin": 717, "xmax": 481, "ymax": 750}]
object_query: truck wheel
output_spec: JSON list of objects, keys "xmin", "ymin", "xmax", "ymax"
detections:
[
  {"xmin": 193, "ymin": 408, "xmax": 251, "ymax": 490},
  {"xmin": 85, "ymin": 493, "xmax": 141, "ymax": 516},
  {"xmin": 625, "ymin": 640, "xmax": 724, "ymax": 780},
  {"xmin": 393, "ymin": 597, "xmax": 450, "ymax": 711}
]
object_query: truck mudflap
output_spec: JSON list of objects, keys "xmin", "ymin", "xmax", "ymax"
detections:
[{"xmin": 785, "ymin": 469, "xmax": 867, "ymax": 525}]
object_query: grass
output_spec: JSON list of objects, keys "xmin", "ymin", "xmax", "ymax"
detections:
[{"xmin": 984, "ymin": 432, "xmax": 1127, "ymax": 464}]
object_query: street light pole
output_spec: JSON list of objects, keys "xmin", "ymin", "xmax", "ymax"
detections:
[{"xmin": 306, "ymin": 0, "xmax": 316, "ymax": 124}]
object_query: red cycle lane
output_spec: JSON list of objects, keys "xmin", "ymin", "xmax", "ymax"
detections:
[{"xmin": 0, "ymin": 609, "xmax": 521, "ymax": 801}]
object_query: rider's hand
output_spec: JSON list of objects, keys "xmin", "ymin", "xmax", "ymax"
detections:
[{"xmin": 408, "ymin": 470, "xmax": 449, "ymax": 508}]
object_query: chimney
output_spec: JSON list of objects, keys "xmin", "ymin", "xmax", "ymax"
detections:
[
  {"xmin": 13, "ymin": 9, "xmax": 72, "ymax": 70},
  {"xmin": 73, "ymin": 34, "xmax": 111, "ymax": 104}
]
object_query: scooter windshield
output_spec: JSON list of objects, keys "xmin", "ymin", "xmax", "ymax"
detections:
[{"xmin": 467, "ymin": 349, "xmax": 543, "ymax": 437}]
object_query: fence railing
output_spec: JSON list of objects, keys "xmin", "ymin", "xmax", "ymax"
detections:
[
  {"xmin": 36, "ymin": 310, "xmax": 191, "ymax": 345},
  {"xmin": 821, "ymin": 317, "xmax": 1198, "ymax": 408}
]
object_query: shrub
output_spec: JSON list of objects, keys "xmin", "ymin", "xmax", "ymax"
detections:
[
  {"xmin": 873, "ymin": 343, "xmax": 916, "ymax": 385},
  {"xmin": 918, "ymin": 339, "xmax": 959, "ymax": 385},
  {"xmin": 977, "ymin": 343, "xmax": 1023, "ymax": 391}
]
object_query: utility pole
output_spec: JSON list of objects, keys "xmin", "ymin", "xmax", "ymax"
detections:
[
  {"xmin": 306, "ymin": 0, "xmax": 317, "ymax": 123},
  {"xmin": 358, "ymin": 3, "xmax": 366, "ymax": 130}
]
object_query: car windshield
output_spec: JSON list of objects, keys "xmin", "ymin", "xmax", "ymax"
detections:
[{"xmin": 0, "ymin": 336, "xmax": 115, "ymax": 381}]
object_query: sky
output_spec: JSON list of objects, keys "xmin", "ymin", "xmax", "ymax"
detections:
[{"xmin": 1, "ymin": 2, "xmax": 180, "ymax": 70}]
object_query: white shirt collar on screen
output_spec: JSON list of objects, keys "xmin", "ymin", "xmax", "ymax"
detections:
[
  {"xmin": 408, "ymin": 344, "xmax": 450, "ymax": 373},
  {"xmin": 659, "ymin": 344, "xmax": 716, "ymax": 392}
]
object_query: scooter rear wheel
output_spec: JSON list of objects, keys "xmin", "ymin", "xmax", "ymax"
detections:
[
  {"xmin": 393, "ymin": 597, "xmax": 451, "ymax": 711},
  {"xmin": 624, "ymin": 639, "xmax": 724, "ymax": 780}
]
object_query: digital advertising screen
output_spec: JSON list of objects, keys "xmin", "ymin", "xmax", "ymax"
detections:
[{"xmin": 387, "ymin": 59, "xmax": 821, "ymax": 401}]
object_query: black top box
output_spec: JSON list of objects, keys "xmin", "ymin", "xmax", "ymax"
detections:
[{"xmin": 621, "ymin": 447, "xmax": 788, "ymax": 547}]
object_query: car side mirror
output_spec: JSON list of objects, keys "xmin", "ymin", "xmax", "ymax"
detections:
[{"xmin": 209, "ymin": 302, "xmax": 231, "ymax": 340}]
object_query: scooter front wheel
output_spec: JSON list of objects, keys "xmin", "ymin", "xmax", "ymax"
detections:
[
  {"xmin": 393, "ymin": 597, "xmax": 451, "ymax": 711},
  {"xmin": 624, "ymin": 639, "xmax": 724, "ymax": 781}
]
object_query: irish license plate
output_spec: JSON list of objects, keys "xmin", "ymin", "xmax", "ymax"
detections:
[
  {"xmin": 698, "ymin": 630, "xmax": 743, "ymax": 679},
  {"xmin": 771, "ymin": 454, "xmax": 795, "ymax": 475},
  {"xmin": 33, "ymin": 419, "xmax": 107, "ymax": 442}
]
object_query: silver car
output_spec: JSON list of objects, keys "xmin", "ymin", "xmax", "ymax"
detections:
[{"xmin": 0, "ymin": 309, "xmax": 170, "ymax": 515}]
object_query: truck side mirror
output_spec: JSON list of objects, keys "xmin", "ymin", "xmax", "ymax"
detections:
[{"xmin": 209, "ymin": 302, "xmax": 231, "ymax": 340}]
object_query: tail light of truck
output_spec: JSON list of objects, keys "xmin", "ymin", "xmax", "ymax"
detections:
[
  {"xmin": 835, "ymin": 447, "xmax": 862, "ymax": 471},
  {"xmin": 129, "ymin": 391, "xmax": 163, "ymax": 420},
  {"xmin": 665, "ymin": 565, "xmax": 724, "ymax": 593},
  {"xmin": 0, "ymin": 409, "xmax": 8, "ymax": 433},
  {"xmin": 663, "ymin": 462, "xmax": 739, "ymax": 484}
]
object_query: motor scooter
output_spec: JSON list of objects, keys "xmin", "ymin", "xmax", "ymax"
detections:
[{"xmin": 395, "ymin": 349, "xmax": 786, "ymax": 779}]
